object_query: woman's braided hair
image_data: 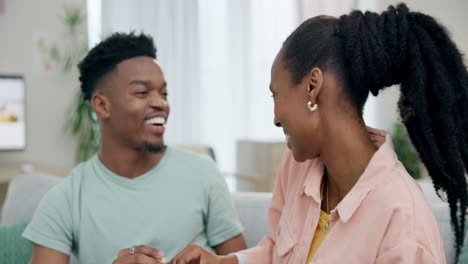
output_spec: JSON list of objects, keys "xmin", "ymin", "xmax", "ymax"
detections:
[{"xmin": 281, "ymin": 3, "xmax": 468, "ymax": 259}]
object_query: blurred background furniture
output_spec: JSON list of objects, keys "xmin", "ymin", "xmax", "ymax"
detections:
[
  {"xmin": 173, "ymin": 145, "xmax": 217, "ymax": 162},
  {"xmin": 235, "ymin": 140, "xmax": 286, "ymax": 192},
  {"xmin": 0, "ymin": 163, "xmax": 70, "ymax": 208}
]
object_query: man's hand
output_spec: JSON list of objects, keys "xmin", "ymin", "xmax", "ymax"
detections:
[
  {"xmin": 170, "ymin": 244, "xmax": 238, "ymax": 264},
  {"xmin": 112, "ymin": 245, "xmax": 166, "ymax": 264}
]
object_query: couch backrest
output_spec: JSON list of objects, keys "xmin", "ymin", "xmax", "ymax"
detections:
[
  {"xmin": 0, "ymin": 173, "xmax": 458, "ymax": 264},
  {"xmin": 0, "ymin": 173, "xmax": 272, "ymax": 247},
  {"xmin": 231, "ymin": 192, "xmax": 271, "ymax": 247},
  {"xmin": 0, "ymin": 173, "xmax": 62, "ymax": 226}
]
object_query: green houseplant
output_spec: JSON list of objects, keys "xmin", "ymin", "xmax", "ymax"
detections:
[
  {"xmin": 52, "ymin": 5, "xmax": 100, "ymax": 163},
  {"xmin": 50, "ymin": 6, "xmax": 88, "ymax": 72},
  {"xmin": 391, "ymin": 121, "xmax": 421, "ymax": 179},
  {"xmin": 65, "ymin": 93, "xmax": 99, "ymax": 163}
]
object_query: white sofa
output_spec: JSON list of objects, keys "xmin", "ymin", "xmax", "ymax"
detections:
[
  {"xmin": 0, "ymin": 173, "xmax": 456, "ymax": 263},
  {"xmin": 0, "ymin": 173, "xmax": 272, "ymax": 249}
]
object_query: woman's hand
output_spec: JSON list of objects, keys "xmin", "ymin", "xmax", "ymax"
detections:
[{"xmin": 170, "ymin": 244, "xmax": 238, "ymax": 264}]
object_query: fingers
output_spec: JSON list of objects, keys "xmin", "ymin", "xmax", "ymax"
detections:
[
  {"xmin": 170, "ymin": 244, "xmax": 215, "ymax": 264},
  {"xmin": 114, "ymin": 245, "xmax": 166, "ymax": 264},
  {"xmin": 118, "ymin": 245, "xmax": 165, "ymax": 259},
  {"xmin": 113, "ymin": 253, "xmax": 164, "ymax": 264},
  {"xmin": 170, "ymin": 244, "xmax": 200, "ymax": 264}
]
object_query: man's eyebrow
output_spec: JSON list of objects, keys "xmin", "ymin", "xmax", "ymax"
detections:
[
  {"xmin": 129, "ymin": 80, "xmax": 167, "ymax": 88},
  {"xmin": 129, "ymin": 79, "xmax": 150, "ymax": 86}
]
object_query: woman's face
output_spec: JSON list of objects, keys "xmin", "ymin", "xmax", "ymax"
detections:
[{"xmin": 270, "ymin": 55, "xmax": 323, "ymax": 162}]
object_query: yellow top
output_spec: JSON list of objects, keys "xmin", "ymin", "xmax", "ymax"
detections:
[
  {"xmin": 305, "ymin": 210, "xmax": 331, "ymax": 263},
  {"xmin": 306, "ymin": 182, "xmax": 331, "ymax": 263}
]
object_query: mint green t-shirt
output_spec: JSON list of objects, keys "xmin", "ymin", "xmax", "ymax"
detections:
[{"xmin": 23, "ymin": 147, "xmax": 243, "ymax": 263}]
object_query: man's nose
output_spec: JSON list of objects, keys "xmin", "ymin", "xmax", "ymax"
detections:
[{"xmin": 149, "ymin": 93, "xmax": 168, "ymax": 109}]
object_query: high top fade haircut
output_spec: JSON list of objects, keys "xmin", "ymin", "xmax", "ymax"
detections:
[
  {"xmin": 78, "ymin": 32, "xmax": 157, "ymax": 100},
  {"xmin": 281, "ymin": 3, "xmax": 468, "ymax": 260}
]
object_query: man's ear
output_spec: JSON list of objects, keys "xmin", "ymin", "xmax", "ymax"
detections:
[
  {"xmin": 306, "ymin": 67, "xmax": 324, "ymax": 105},
  {"xmin": 91, "ymin": 93, "xmax": 111, "ymax": 119}
]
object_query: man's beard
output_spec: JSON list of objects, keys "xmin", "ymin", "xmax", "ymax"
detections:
[{"xmin": 143, "ymin": 142, "xmax": 167, "ymax": 153}]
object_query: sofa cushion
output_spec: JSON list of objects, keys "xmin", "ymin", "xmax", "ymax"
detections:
[
  {"xmin": 0, "ymin": 172, "xmax": 461, "ymax": 263},
  {"xmin": 0, "ymin": 221, "xmax": 32, "ymax": 264},
  {"xmin": 0, "ymin": 173, "xmax": 63, "ymax": 226},
  {"xmin": 231, "ymin": 192, "xmax": 271, "ymax": 247},
  {"xmin": 458, "ymin": 225, "xmax": 468, "ymax": 264},
  {"xmin": 418, "ymin": 179, "xmax": 456, "ymax": 264}
]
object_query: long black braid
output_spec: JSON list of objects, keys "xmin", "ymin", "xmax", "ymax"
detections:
[{"xmin": 281, "ymin": 3, "xmax": 468, "ymax": 260}]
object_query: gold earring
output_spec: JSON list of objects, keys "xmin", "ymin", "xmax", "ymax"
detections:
[{"xmin": 307, "ymin": 101, "xmax": 318, "ymax": 112}]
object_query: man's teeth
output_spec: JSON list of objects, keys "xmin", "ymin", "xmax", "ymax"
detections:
[{"xmin": 146, "ymin": 117, "xmax": 165, "ymax": 125}]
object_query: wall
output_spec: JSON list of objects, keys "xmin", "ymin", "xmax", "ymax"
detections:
[
  {"xmin": 0, "ymin": 0, "xmax": 86, "ymax": 173},
  {"xmin": 361, "ymin": 0, "xmax": 468, "ymax": 131},
  {"xmin": 0, "ymin": 0, "xmax": 466, "ymax": 173}
]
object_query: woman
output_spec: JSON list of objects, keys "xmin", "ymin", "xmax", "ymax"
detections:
[{"xmin": 170, "ymin": 4, "xmax": 467, "ymax": 264}]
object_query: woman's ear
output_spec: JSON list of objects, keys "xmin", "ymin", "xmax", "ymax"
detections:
[
  {"xmin": 92, "ymin": 93, "xmax": 111, "ymax": 119},
  {"xmin": 307, "ymin": 67, "xmax": 324, "ymax": 104}
]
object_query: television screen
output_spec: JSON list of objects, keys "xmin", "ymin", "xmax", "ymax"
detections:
[{"xmin": 0, "ymin": 75, "xmax": 26, "ymax": 150}]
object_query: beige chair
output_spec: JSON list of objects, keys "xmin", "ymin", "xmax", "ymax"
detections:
[
  {"xmin": 235, "ymin": 140, "xmax": 286, "ymax": 192},
  {"xmin": 172, "ymin": 144, "xmax": 216, "ymax": 161}
]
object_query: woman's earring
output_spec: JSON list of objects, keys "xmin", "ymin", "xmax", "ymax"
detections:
[{"xmin": 307, "ymin": 101, "xmax": 318, "ymax": 112}]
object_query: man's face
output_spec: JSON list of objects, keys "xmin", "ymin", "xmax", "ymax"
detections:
[{"xmin": 98, "ymin": 56, "xmax": 170, "ymax": 152}]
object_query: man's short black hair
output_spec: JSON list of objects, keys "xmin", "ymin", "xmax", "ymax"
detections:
[{"xmin": 78, "ymin": 32, "xmax": 157, "ymax": 100}]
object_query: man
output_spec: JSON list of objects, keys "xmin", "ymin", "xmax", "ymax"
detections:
[{"xmin": 23, "ymin": 32, "xmax": 246, "ymax": 264}]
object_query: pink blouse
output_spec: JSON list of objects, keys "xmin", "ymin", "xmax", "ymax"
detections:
[{"xmin": 239, "ymin": 127, "xmax": 446, "ymax": 263}]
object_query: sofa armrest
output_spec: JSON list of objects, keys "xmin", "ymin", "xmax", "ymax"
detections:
[
  {"xmin": 231, "ymin": 192, "xmax": 272, "ymax": 248},
  {"xmin": 0, "ymin": 173, "xmax": 63, "ymax": 226}
]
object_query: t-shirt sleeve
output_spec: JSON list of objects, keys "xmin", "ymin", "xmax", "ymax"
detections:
[
  {"xmin": 204, "ymin": 163, "xmax": 244, "ymax": 247},
  {"xmin": 22, "ymin": 179, "xmax": 74, "ymax": 255}
]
